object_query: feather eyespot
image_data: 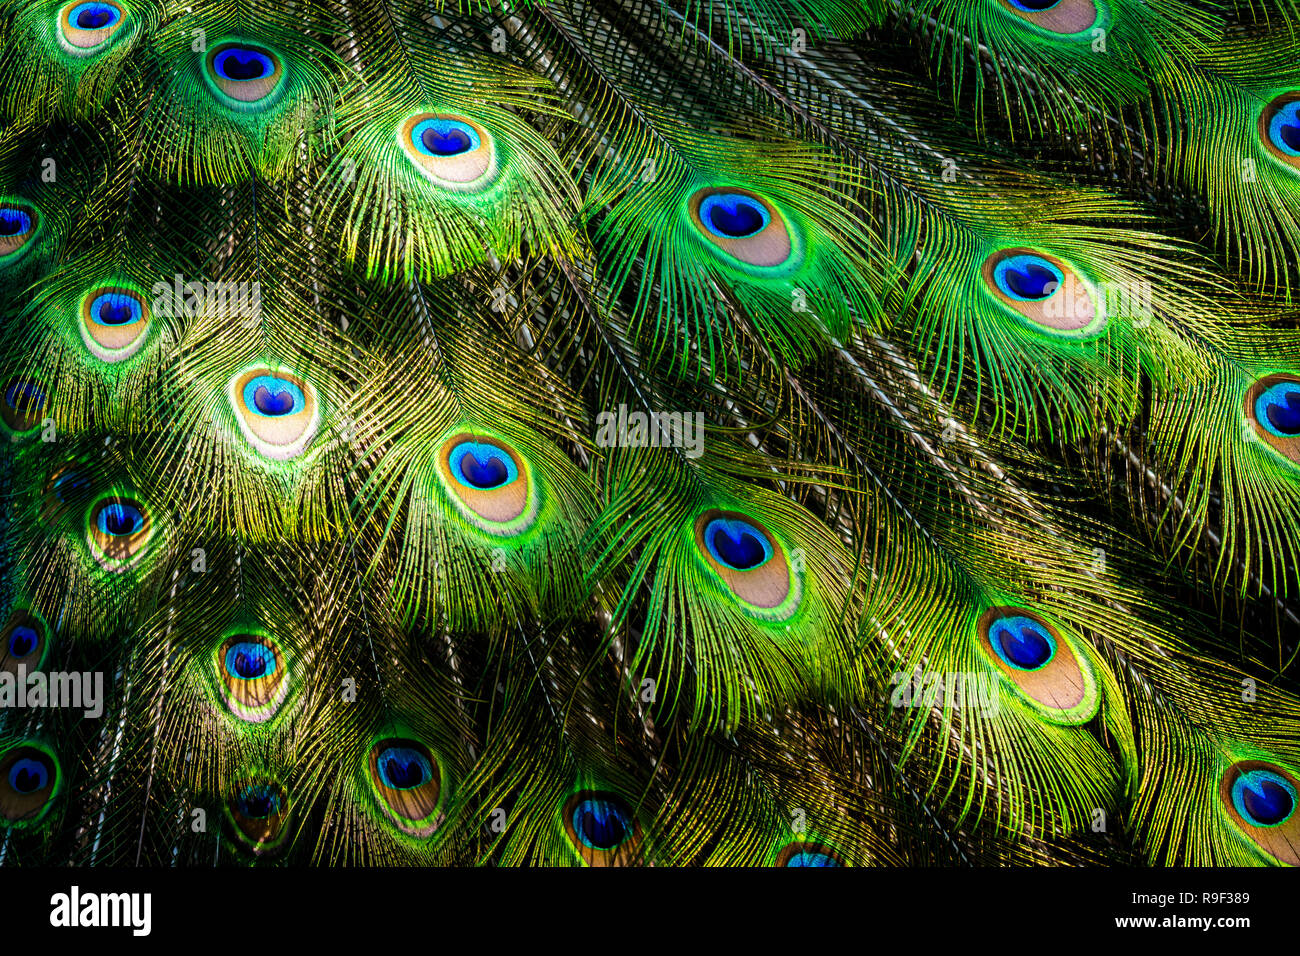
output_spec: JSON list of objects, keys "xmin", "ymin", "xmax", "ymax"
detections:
[
  {"xmin": 86, "ymin": 494, "xmax": 152, "ymax": 571},
  {"xmin": 562, "ymin": 791, "xmax": 641, "ymax": 866},
  {"xmin": 0, "ymin": 203, "xmax": 40, "ymax": 265},
  {"xmin": 706, "ymin": 515, "xmax": 773, "ymax": 571},
  {"xmin": 1220, "ymin": 762, "xmax": 1300, "ymax": 865},
  {"xmin": 694, "ymin": 510, "xmax": 800, "ymax": 619},
  {"xmin": 226, "ymin": 779, "xmax": 290, "ymax": 854},
  {"xmin": 987, "ymin": 614, "xmax": 1056, "ymax": 670},
  {"xmin": 688, "ymin": 188, "xmax": 795, "ymax": 270},
  {"xmin": 997, "ymin": 0, "xmax": 1100, "ymax": 34},
  {"xmin": 42, "ymin": 464, "xmax": 90, "ymax": 527},
  {"xmin": 434, "ymin": 434, "xmax": 537, "ymax": 535},
  {"xmin": 1, "ymin": 610, "xmax": 48, "ymax": 678},
  {"xmin": 1244, "ymin": 373, "xmax": 1300, "ymax": 465},
  {"xmin": 976, "ymin": 607, "xmax": 1099, "ymax": 723},
  {"xmin": 57, "ymin": 2, "xmax": 126, "ymax": 55},
  {"xmin": 775, "ymin": 841, "xmax": 843, "ymax": 866},
  {"xmin": 368, "ymin": 739, "xmax": 443, "ymax": 838},
  {"xmin": 450, "ymin": 440, "xmax": 517, "ymax": 490},
  {"xmin": 217, "ymin": 634, "xmax": 288, "ymax": 723},
  {"xmin": 1, "ymin": 379, "xmax": 47, "ymax": 434},
  {"xmin": 983, "ymin": 249, "xmax": 1102, "ymax": 335},
  {"xmin": 203, "ymin": 42, "xmax": 285, "ymax": 109},
  {"xmin": 79, "ymin": 286, "xmax": 149, "ymax": 363},
  {"xmin": 400, "ymin": 114, "xmax": 497, "ymax": 190},
  {"xmin": 0, "ymin": 744, "xmax": 60, "ymax": 827},
  {"xmin": 1232, "ymin": 769, "xmax": 1295, "ymax": 826},
  {"xmin": 1259, "ymin": 93, "xmax": 1300, "ymax": 171},
  {"xmin": 42, "ymin": 463, "xmax": 92, "ymax": 525},
  {"xmin": 228, "ymin": 368, "xmax": 320, "ymax": 461}
]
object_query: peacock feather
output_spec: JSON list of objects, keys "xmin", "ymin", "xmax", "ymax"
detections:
[{"xmin": 0, "ymin": 0, "xmax": 1297, "ymax": 877}]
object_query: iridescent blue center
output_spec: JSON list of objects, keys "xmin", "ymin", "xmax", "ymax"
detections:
[
  {"xmin": 449, "ymin": 441, "xmax": 517, "ymax": 490},
  {"xmin": 224, "ymin": 641, "xmax": 275, "ymax": 680},
  {"xmin": 1232, "ymin": 769, "xmax": 1296, "ymax": 827},
  {"xmin": 704, "ymin": 517, "xmax": 773, "ymax": 571},
  {"xmin": 0, "ymin": 208, "xmax": 32, "ymax": 238},
  {"xmin": 412, "ymin": 118, "xmax": 480, "ymax": 157},
  {"xmin": 1254, "ymin": 381, "xmax": 1300, "ymax": 437},
  {"xmin": 8, "ymin": 758, "xmax": 49, "ymax": 794},
  {"xmin": 7, "ymin": 626, "xmax": 38, "ymax": 658},
  {"xmin": 89, "ymin": 291, "xmax": 142, "ymax": 326},
  {"xmin": 237, "ymin": 785, "xmax": 282, "ymax": 818},
  {"xmin": 572, "ymin": 797, "xmax": 631, "ymax": 850},
  {"xmin": 242, "ymin": 375, "xmax": 305, "ymax": 418},
  {"xmin": 699, "ymin": 193, "xmax": 770, "ymax": 239},
  {"xmin": 377, "ymin": 746, "xmax": 433, "ymax": 791},
  {"xmin": 988, "ymin": 614, "xmax": 1056, "ymax": 670},
  {"xmin": 4, "ymin": 381, "xmax": 44, "ymax": 411},
  {"xmin": 993, "ymin": 254, "xmax": 1063, "ymax": 301},
  {"xmin": 97, "ymin": 501, "xmax": 144, "ymax": 536},
  {"xmin": 1007, "ymin": 0, "xmax": 1062, "ymax": 10},
  {"xmin": 786, "ymin": 850, "xmax": 841, "ymax": 867},
  {"xmin": 1268, "ymin": 100, "xmax": 1300, "ymax": 157},
  {"xmin": 214, "ymin": 47, "xmax": 274, "ymax": 82},
  {"xmin": 53, "ymin": 471, "xmax": 89, "ymax": 503},
  {"xmin": 70, "ymin": 3, "xmax": 119, "ymax": 30}
]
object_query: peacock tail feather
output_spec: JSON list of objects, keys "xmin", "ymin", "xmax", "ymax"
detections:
[{"xmin": 0, "ymin": 0, "xmax": 1297, "ymax": 872}]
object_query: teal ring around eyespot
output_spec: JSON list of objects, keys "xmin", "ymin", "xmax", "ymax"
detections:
[
  {"xmin": 1254, "ymin": 381, "xmax": 1300, "ymax": 438},
  {"xmin": 698, "ymin": 193, "xmax": 771, "ymax": 240},
  {"xmin": 376, "ymin": 746, "xmax": 434, "ymax": 790},
  {"xmin": 703, "ymin": 516, "xmax": 774, "ymax": 571},
  {"xmin": 224, "ymin": 641, "xmax": 277, "ymax": 681},
  {"xmin": 410, "ymin": 118, "xmax": 481, "ymax": 157},
  {"xmin": 96, "ymin": 500, "xmax": 144, "ymax": 536},
  {"xmin": 986, "ymin": 614, "xmax": 1058, "ymax": 671},
  {"xmin": 992, "ymin": 253, "xmax": 1064, "ymax": 302},
  {"xmin": 88, "ymin": 290, "xmax": 143, "ymax": 326},
  {"xmin": 1231, "ymin": 769, "xmax": 1297, "ymax": 828},
  {"xmin": 241, "ymin": 375, "xmax": 306, "ymax": 418},
  {"xmin": 1269, "ymin": 101, "xmax": 1300, "ymax": 157},
  {"xmin": 449, "ymin": 440, "xmax": 519, "ymax": 489}
]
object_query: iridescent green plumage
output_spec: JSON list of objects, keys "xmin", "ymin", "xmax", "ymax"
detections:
[{"xmin": 0, "ymin": 0, "xmax": 1298, "ymax": 872}]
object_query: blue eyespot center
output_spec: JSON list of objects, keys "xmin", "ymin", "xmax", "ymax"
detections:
[
  {"xmin": 412, "ymin": 118, "xmax": 480, "ymax": 157},
  {"xmin": 1269, "ymin": 100, "xmax": 1300, "ymax": 157},
  {"xmin": 8, "ymin": 758, "xmax": 49, "ymax": 795},
  {"xmin": 993, "ymin": 254, "xmax": 1063, "ymax": 301},
  {"xmin": 70, "ymin": 3, "xmax": 119, "ymax": 29},
  {"xmin": 254, "ymin": 387, "xmax": 293, "ymax": 416},
  {"xmin": 53, "ymin": 471, "xmax": 89, "ymax": 503},
  {"xmin": 705, "ymin": 517, "xmax": 773, "ymax": 571},
  {"xmin": 377, "ymin": 746, "xmax": 433, "ymax": 790},
  {"xmin": 1254, "ymin": 381, "xmax": 1300, "ymax": 437},
  {"xmin": 5, "ymin": 381, "xmax": 44, "ymax": 411},
  {"xmin": 450, "ymin": 441, "xmax": 517, "ymax": 490},
  {"xmin": 214, "ymin": 47, "xmax": 273, "ymax": 82},
  {"xmin": 237, "ymin": 785, "xmax": 282, "ymax": 818},
  {"xmin": 242, "ymin": 375, "xmax": 305, "ymax": 418},
  {"xmin": 97, "ymin": 501, "xmax": 143, "ymax": 537},
  {"xmin": 0, "ymin": 208, "xmax": 32, "ymax": 238},
  {"xmin": 1233, "ymin": 770, "xmax": 1296, "ymax": 827},
  {"xmin": 90, "ymin": 291, "xmax": 142, "ymax": 326},
  {"xmin": 1007, "ymin": 0, "xmax": 1062, "ymax": 10},
  {"xmin": 988, "ymin": 614, "xmax": 1056, "ymax": 670},
  {"xmin": 785, "ymin": 851, "xmax": 840, "ymax": 867},
  {"xmin": 225, "ymin": 642, "xmax": 275, "ymax": 680},
  {"xmin": 700, "ymin": 193, "xmax": 770, "ymax": 239},
  {"xmin": 572, "ymin": 797, "xmax": 632, "ymax": 850},
  {"xmin": 8, "ymin": 626, "xmax": 38, "ymax": 658},
  {"xmin": 461, "ymin": 455, "xmax": 507, "ymax": 488}
]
